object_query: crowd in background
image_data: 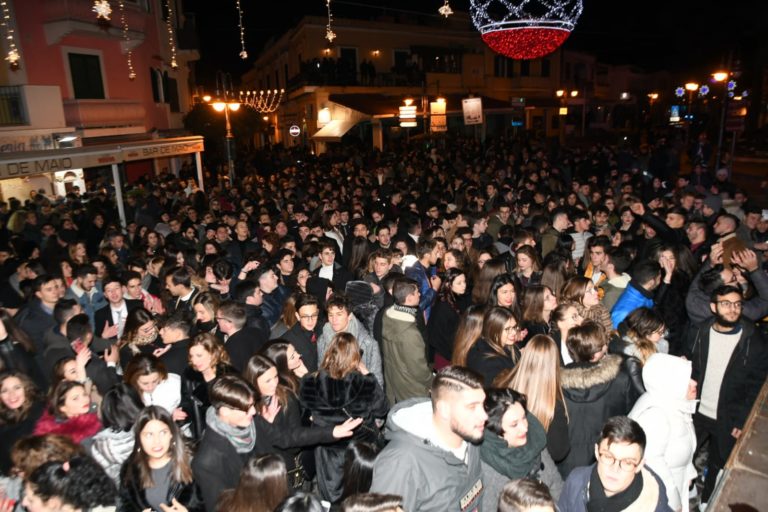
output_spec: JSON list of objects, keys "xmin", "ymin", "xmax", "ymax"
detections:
[{"xmin": 0, "ymin": 133, "xmax": 766, "ymax": 512}]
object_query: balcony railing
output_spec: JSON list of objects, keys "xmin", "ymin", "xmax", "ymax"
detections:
[
  {"xmin": 0, "ymin": 86, "xmax": 25, "ymax": 126},
  {"xmin": 63, "ymin": 99, "xmax": 145, "ymax": 129}
]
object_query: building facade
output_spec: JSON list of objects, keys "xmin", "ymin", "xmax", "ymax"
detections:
[{"xmin": 0, "ymin": 0, "xmax": 198, "ymax": 199}]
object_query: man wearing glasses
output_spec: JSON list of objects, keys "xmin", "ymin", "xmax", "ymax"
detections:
[
  {"xmin": 684, "ymin": 285, "xmax": 768, "ymax": 507},
  {"xmin": 559, "ymin": 416, "xmax": 672, "ymax": 511}
]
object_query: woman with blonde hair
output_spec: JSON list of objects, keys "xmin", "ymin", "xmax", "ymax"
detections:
[
  {"xmin": 192, "ymin": 291, "xmax": 220, "ymax": 335},
  {"xmin": 498, "ymin": 335, "xmax": 570, "ymax": 464},
  {"xmin": 181, "ymin": 333, "xmax": 236, "ymax": 440},
  {"xmin": 68, "ymin": 241, "xmax": 89, "ymax": 265}
]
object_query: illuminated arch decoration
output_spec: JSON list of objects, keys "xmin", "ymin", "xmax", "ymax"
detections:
[{"xmin": 470, "ymin": 0, "xmax": 583, "ymax": 60}]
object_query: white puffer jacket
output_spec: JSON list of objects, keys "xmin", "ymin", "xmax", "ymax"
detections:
[{"xmin": 629, "ymin": 354, "xmax": 698, "ymax": 512}]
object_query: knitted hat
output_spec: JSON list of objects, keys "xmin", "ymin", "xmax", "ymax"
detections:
[{"xmin": 703, "ymin": 195, "xmax": 722, "ymax": 213}]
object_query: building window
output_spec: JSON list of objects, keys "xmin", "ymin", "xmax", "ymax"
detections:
[
  {"xmin": 68, "ymin": 53, "xmax": 105, "ymax": 99},
  {"xmin": 520, "ymin": 60, "xmax": 530, "ymax": 77},
  {"xmin": 493, "ymin": 55, "xmax": 514, "ymax": 78},
  {"xmin": 167, "ymin": 77, "xmax": 180, "ymax": 112},
  {"xmin": 284, "ymin": 64, "xmax": 289, "ymax": 88},
  {"xmin": 541, "ymin": 58, "xmax": 550, "ymax": 77}
]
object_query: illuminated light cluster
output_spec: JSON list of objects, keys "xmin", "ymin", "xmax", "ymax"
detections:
[
  {"xmin": 92, "ymin": 0, "xmax": 112, "ymax": 20},
  {"xmin": 481, "ymin": 27, "xmax": 570, "ymax": 60},
  {"xmin": 325, "ymin": 0, "xmax": 336, "ymax": 42},
  {"xmin": 699, "ymin": 85, "xmax": 709, "ymax": 96},
  {"xmin": 239, "ymin": 89, "xmax": 285, "ymax": 113},
  {"xmin": 675, "ymin": 87, "xmax": 685, "ymax": 98},
  {"xmin": 235, "ymin": 0, "xmax": 247, "ymax": 59},
  {"xmin": 470, "ymin": 0, "xmax": 582, "ymax": 59},
  {"xmin": 0, "ymin": 0, "xmax": 20, "ymax": 70},
  {"xmin": 439, "ymin": 0, "xmax": 454, "ymax": 18},
  {"xmin": 164, "ymin": 0, "xmax": 178, "ymax": 68},
  {"xmin": 118, "ymin": 1, "xmax": 135, "ymax": 79}
]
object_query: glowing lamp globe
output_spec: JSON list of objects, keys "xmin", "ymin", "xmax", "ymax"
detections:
[{"xmin": 470, "ymin": 0, "xmax": 583, "ymax": 60}]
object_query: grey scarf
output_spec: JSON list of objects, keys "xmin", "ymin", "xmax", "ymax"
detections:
[{"xmin": 205, "ymin": 406, "xmax": 256, "ymax": 453}]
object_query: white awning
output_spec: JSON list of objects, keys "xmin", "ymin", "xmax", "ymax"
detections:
[{"xmin": 311, "ymin": 119, "xmax": 359, "ymax": 142}]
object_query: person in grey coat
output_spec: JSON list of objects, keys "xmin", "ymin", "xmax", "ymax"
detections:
[
  {"xmin": 370, "ymin": 367, "xmax": 487, "ymax": 512},
  {"xmin": 316, "ymin": 294, "xmax": 383, "ymax": 387}
]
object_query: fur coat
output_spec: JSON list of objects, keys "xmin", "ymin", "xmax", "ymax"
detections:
[{"xmin": 33, "ymin": 410, "xmax": 102, "ymax": 444}]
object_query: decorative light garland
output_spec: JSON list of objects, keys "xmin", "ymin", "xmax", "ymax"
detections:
[
  {"xmin": 92, "ymin": 0, "xmax": 113, "ymax": 20},
  {"xmin": 438, "ymin": 0, "xmax": 453, "ymax": 18},
  {"xmin": 469, "ymin": 0, "xmax": 583, "ymax": 60},
  {"xmin": 235, "ymin": 0, "xmax": 247, "ymax": 59},
  {"xmin": 164, "ymin": 0, "xmax": 178, "ymax": 68},
  {"xmin": 325, "ymin": 0, "xmax": 336, "ymax": 43},
  {"xmin": 239, "ymin": 89, "xmax": 285, "ymax": 113},
  {"xmin": 0, "ymin": 0, "xmax": 20, "ymax": 70},
  {"xmin": 118, "ymin": 0, "xmax": 136, "ymax": 79}
]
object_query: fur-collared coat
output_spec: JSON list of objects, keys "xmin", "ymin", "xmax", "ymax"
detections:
[
  {"xmin": 300, "ymin": 370, "xmax": 389, "ymax": 503},
  {"xmin": 558, "ymin": 354, "xmax": 636, "ymax": 477}
]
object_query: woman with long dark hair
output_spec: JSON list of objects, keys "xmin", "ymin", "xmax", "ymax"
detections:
[
  {"xmin": 514, "ymin": 245, "xmax": 542, "ymax": 288},
  {"xmin": 300, "ymin": 332, "xmax": 389, "ymax": 503},
  {"xmin": 465, "ymin": 306, "xmax": 522, "ymax": 387},
  {"xmin": 119, "ymin": 405, "xmax": 203, "ymax": 511},
  {"xmin": 124, "ymin": 354, "xmax": 184, "ymax": 419},
  {"xmin": 118, "ymin": 307, "xmax": 161, "ymax": 367},
  {"xmin": 427, "ymin": 268, "xmax": 468, "ymax": 369},
  {"xmin": 215, "ymin": 454, "xmax": 290, "ymax": 512},
  {"xmin": 0, "ymin": 370, "xmax": 44, "ymax": 474},
  {"xmin": 451, "ymin": 305, "xmax": 486, "ymax": 367},
  {"xmin": 339, "ymin": 441, "xmax": 378, "ymax": 503},
  {"xmin": 33, "ymin": 380, "xmax": 102, "ymax": 444},
  {"xmin": 521, "ymin": 285, "xmax": 558, "ymax": 345},
  {"xmin": 260, "ymin": 341, "xmax": 308, "ymax": 394}
]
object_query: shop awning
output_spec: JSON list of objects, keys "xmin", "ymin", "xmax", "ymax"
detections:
[{"xmin": 311, "ymin": 119, "xmax": 360, "ymax": 142}]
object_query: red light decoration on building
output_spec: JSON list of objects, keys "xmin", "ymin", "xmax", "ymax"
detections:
[{"xmin": 470, "ymin": 0, "xmax": 583, "ymax": 60}]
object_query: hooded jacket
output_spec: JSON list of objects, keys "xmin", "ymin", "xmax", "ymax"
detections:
[
  {"xmin": 600, "ymin": 273, "xmax": 631, "ymax": 312},
  {"xmin": 559, "ymin": 354, "xmax": 635, "ymax": 477},
  {"xmin": 629, "ymin": 354, "xmax": 697, "ymax": 512},
  {"xmin": 316, "ymin": 313, "xmax": 383, "ymax": 387},
  {"xmin": 380, "ymin": 306, "xmax": 432, "ymax": 404},
  {"xmin": 370, "ymin": 398, "xmax": 484, "ymax": 512},
  {"xmin": 610, "ymin": 282, "xmax": 655, "ymax": 329}
]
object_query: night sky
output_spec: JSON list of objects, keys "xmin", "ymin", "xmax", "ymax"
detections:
[{"xmin": 182, "ymin": 0, "xmax": 767, "ymax": 87}]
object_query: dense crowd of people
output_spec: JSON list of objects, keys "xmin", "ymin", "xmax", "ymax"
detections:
[{"xmin": 0, "ymin": 133, "xmax": 766, "ymax": 512}]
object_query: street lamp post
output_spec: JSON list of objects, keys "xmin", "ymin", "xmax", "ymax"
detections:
[
  {"xmin": 556, "ymin": 88, "xmax": 579, "ymax": 145},
  {"xmin": 712, "ymin": 71, "xmax": 729, "ymax": 169},
  {"xmin": 205, "ymin": 72, "xmax": 241, "ymax": 187},
  {"xmin": 684, "ymin": 82, "xmax": 699, "ymax": 145}
]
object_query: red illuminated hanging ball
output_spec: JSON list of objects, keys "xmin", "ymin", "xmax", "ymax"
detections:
[{"xmin": 470, "ymin": 0, "xmax": 583, "ymax": 60}]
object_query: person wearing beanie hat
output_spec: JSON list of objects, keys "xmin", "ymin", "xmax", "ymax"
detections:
[{"xmin": 702, "ymin": 195, "xmax": 723, "ymax": 218}]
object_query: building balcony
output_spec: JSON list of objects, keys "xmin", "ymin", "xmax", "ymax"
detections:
[
  {"xmin": 63, "ymin": 99, "xmax": 145, "ymax": 132},
  {"xmin": 42, "ymin": 0, "xmax": 146, "ymax": 48}
]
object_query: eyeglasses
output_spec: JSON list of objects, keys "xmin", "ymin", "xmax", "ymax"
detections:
[
  {"xmin": 299, "ymin": 314, "xmax": 319, "ymax": 320},
  {"xmin": 717, "ymin": 300, "xmax": 743, "ymax": 310},
  {"xmin": 215, "ymin": 316, "xmax": 231, "ymax": 322},
  {"xmin": 598, "ymin": 451, "xmax": 639, "ymax": 472},
  {"xmin": 503, "ymin": 325, "xmax": 520, "ymax": 333}
]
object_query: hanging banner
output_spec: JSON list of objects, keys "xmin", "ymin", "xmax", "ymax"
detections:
[{"xmin": 462, "ymin": 97, "xmax": 483, "ymax": 125}]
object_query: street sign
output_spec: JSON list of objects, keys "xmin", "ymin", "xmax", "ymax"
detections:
[
  {"xmin": 289, "ymin": 125, "xmax": 301, "ymax": 137},
  {"xmin": 726, "ymin": 102, "xmax": 747, "ymax": 133}
]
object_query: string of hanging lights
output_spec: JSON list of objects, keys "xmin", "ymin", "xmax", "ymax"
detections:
[
  {"xmin": 164, "ymin": 0, "xmax": 178, "ymax": 68},
  {"xmin": 235, "ymin": 0, "xmax": 248, "ymax": 59},
  {"xmin": 118, "ymin": 0, "xmax": 136, "ymax": 79},
  {"xmin": 0, "ymin": 0, "xmax": 20, "ymax": 70},
  {"xmin": 325, "ymin": 0, "xmax": 336, "ymax": 42}
]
